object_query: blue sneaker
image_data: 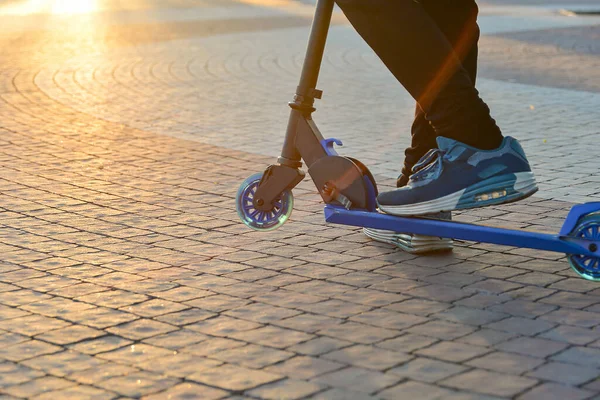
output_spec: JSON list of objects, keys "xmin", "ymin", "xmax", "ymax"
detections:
[{"xmin": 377, "ymin": 136, "xmax": 538, "ymax": 216}]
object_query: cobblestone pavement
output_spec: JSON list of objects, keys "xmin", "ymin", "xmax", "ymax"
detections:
[{"xmin": 1, "ymin": 0, "xmax": 600, "ymax": 399}]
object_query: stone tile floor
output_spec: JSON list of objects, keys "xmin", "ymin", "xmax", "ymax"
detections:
[{"xmin": 0, "ymin": 0, "xmax": 600, "ymax": 399}]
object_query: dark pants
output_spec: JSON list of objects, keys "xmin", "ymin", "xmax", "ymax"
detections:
[{"xmin": 334, "ymin": 0, "xmax": 503, "ymax": 186}]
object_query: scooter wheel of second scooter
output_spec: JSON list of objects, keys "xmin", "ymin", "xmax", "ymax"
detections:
[
  {"xmin": 236, "ymin": 173, "xmax": 294, "ymax": 231},
  {"xmin": 567, "ymin": 212, "xmax": 600, "ymax": 281}
]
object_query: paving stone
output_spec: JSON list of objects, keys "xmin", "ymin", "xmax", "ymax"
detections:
[
  {"xmin": 186, "ymin": 315, "xmax": 262, "ymax": 337},
  {"xmin": 583, "ymin": 378, "xmax": 600, "ymax": 392},
  {"xmin": 31, "ymin": 385, "xmax": 116, "ymax": 400},
  {"xmin": 466, "ymin": 279, "xmax": 523, "ymax": 294},
  {"xmin": 350, "ymin": 308, "xmax": 428, "ymax": 331},
  {"xmin": 549, "ymin": 278, "xmax": 600, "ymax": 293},
  {"xmin": 180, "ymin": 337, "xmax": 246, "ymax": 357},
  {"xmin": 67, "ymin": 362, "xmax": 139, "ymax": 385},
  {"xmin": 435, "ymin": 306, "xmax": 508, "ymax": 326},
  {"xmin": 224, "ymin": 302, "xmax": 301, "ymax": 323},
  {"xmin": 1, "ymin": 376, "xmax": 76, "ymax": 398},
  {"xmin": 0, "ymin": 340, "xmax": 62, "ymax": 362},
  {"xmin": 539, "ymin": 325, "xmax": 600, "ymax": 345},
  {"xmin": 119, "ymin": 298, "xmax": 188, "ymax": 317},
  {"xmin": 247, "ymin": 379, "xmax": 325, "ymax": 400},
  {"xmin": 378, "ymin": 380, "xmax": 455, "ymax": 400},
  {"xmin": 405, "ymin": 284, "xmax": 475, "ymax": 302},
  {"xmin": 95, "ymin": 371, "xmax": 178, "ymax": 398},
  {"xmin": 284, "ymin": 264, "xmax": 348, "ymax": 279},
  {"xmin": 539, "ymin": 309, "xmax": 600, "ymax": 328},
  {"xmin": 69, "ymin": 336, "xmax": 133, "ymax": 355},
  {"xmin": 527, "ymin": 361, "xmax": 600, "ymax": 386},
  {"xmin": 376, "ymin": 333, "xmax": 439, "ymax": 353},
  {"xmin": 455, "ymin": 293, "xmax": 510, "ymax": 309},
  {"xmin": 466, "ymin": 351, "xmax": 546, "ymax": 375},
  {"xmin": 475, "ymin": 266, "xmax": 527, "ymax": 279},
  {"xmin": 317, "ymin": 322, "xmax": 398, "ymax": 344},
  {"xmin": 539, "ymin": 292, "xmax": 600, "ymax": 309},
  {"xmin": 309, "ymin": 388, "xmax": 379, "ymax": 400},
  {"xmin": 388, "ymin": 357, "xmax": 466, "ymax": 383},
  {"xmin": 275, "ymin": 314, "xmax": 342, "ymax": 334},
  {"xmin": 422, "ymin": 271, "xmax": 485, "ymax": 288},
  {"xmin": 265, "ymin": 355, "xmax": 344, "ymax": 380},
  {"xmin": 0, "ymin": 314, "xmax": 71, "ymax": 336},
  {"xmin": 0, "ymin": 332, "xmax": 29, "ymax": 348},
  {"xmin": 0, "ymin": 362, "xmax": 45, "ymax": 387},
  {"xmin": 185, "ymin": 294, "xmax": 250, "ymax": 313},
  {"xmin": 368, "ymin": 278, "xmax": 425, "ymax": 293},
  {"xmin": 0, "ymin": 305, "xmax": 30, "ymax": 321},
  {"xmin": 497, "ymin": 337, "xmax": 569, "ymax": 358},
  {"xmin": 22, "ymin": 296, "xmax": 98, "ymax": 318},
  {"xmin": 229, "ymin": 326, "xmax": 314, "ymax": 349},
  {"xmin": 506, "ymin": 286, "xmax": 558, "ymax": 302},
  {"xmin": 333, "ymin": 289, "xmax": 408, "ymax": 307},
  {"xmin": 312, "ymin": 367, "xmax": 400, "ymax": 394},
  {"xmin": 152, "ymin": 286, "xmax": 214, "ymax": 302},
  {"xmin": 288, "ymin": 337, "xmax": 353, "ymax": 356},
  {"xmin": 405, "ymin": 319, "xmax": 475, "ymax": 340},
  {"xmin": 441, "ymin": 369, "xmax": 538, "ymax": 397},
  {"xmin": 143, "ymin": 382, "xmax": 228, "ymax": 400},
  {"xmin": 416, "ymin": 341, "xmax": 490, "ymax": 363},
  {"xmin": 155, "ymin": 308, "xmax": 216, "ymax": 325},
  {"xmin": 64, "ymin": 307, "xmax": 139, "ymax": 329},
  {"xmin": 251, "ymin": 290, "xmax": 325, "ymax": 309},
  {"xmin": 328, "ymin": 272, "xmax": 392, "ymax": 288},
  {"xmin": 322, "ymin": 344, "xmax": 412, "ymax": 371},
  {"xmin": 516, "ymin": 382, "xmax": 594, "ymax": 400},
  {"xmin": 488, "ymin": 299, "xmax": 557, "ymax": 318},
  {"xmin": 283, "ymin": 281, "xmax": 354, "ymax": 297},
  {"xmin": 455, "ymin": 328, "xmax": 516, "ymax": 347},
  {"xmin": 137, "ymin": 352, "xmax": 222, "ymax": 378},
  {"xmin": 209, "ymin": 343, "xmax": 294, "ymax": 369},
  {"xmin": 551, "ymin": 346, "xmax": 600, "ymax": 368},
  {"xmin": 22, "ymin": 350, "xmax": 106, "ymax": 377},
  {"xmin": 142, "ymin": 329, "xmax": 208, "ymax": 350},
  {"xmin": 35, "ymin": 324, "xmax": 105, "ymax": 345},
  {"xmin": 106, "ymin": 319, "xmax": 177, "ymax": 340},
  {"xmin": 509, "ymin": 272, "xmax": 565, "ymax": 287},
  {"xmin": 97, "ymin": 343, "xmax": 173, "ymax": 365},
  {"xmin": 486, "ymin": 316, "xmax": 556, "ymax": 335},
  {"xmin": 189, "ymin": 364, "xmax": 283, "ymax": 391},
  {"xmin": 384, "ymin": 298, "xmax": 451, "ymax": 316}
]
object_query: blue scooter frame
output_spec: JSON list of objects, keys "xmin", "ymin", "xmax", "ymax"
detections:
[{"xmin": 235, "ymin": 0, "xmax": 600, "ymax": 281}]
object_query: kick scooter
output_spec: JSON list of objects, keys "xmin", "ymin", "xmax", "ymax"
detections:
[{"xmin": 235, "ymin": 0, "xmax": 600, "ymax": 281}]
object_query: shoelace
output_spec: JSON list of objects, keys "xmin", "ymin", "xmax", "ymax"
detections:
[{"xmin": 410, "ymin": 148, "xmax": 448, "ymax": 182}]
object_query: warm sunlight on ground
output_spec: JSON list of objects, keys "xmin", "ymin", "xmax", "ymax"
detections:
[{"xmin": 0, "ymin": 0, "xmax": 98, "ymax": 16}]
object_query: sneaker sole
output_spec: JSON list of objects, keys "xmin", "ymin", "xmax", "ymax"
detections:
[
  {"xmin": 363, "ymin": 228, "xmax": 454, "ymax": 254},
  {"xmin": 378, "ymin": 171, "xmax": 538, "ymax": 216}
]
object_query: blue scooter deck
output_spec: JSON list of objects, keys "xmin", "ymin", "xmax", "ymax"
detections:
[{"xmin": 324, "ymin": 204, "xmax": 600, "ymax": 257}]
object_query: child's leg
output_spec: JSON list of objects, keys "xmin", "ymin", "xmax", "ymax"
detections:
[
  {"xmin": 403, "ymin": 24, "xmax": 480, "ymax": 186},
  {"xmin": 336, "ymin": 0, "xmax": 537, "ymax": 215},
  {"xmin": 335, "ymin": 0, "xmax": 501, "ymax": 150}
]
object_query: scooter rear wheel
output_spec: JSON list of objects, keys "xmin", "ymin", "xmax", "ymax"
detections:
[
  {"xmin": 236, "ymin": 173, "xmax": 293, "ymax": 231},
  {"xmin": 567, "ymin": 212, "xmax": 600, "ymax": 281}
]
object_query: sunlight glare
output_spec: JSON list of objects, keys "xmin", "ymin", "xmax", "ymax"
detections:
[
  {"xmin": 52, "ymin": 0, "xmax": 98, "ymax": 15},
  {"xmin": 0, "ymin": 0, "xmax": 50, "ymax": 16}
]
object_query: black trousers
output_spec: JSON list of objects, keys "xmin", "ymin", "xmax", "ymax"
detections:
[{"xmin": 335, "ymin": 0, "xmax": 503, "ymax": 186}]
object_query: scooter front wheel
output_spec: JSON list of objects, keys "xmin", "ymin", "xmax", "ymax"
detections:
[
  {"xmin": 236, "ymin": 173, "xmax": 293, "ymax": 231},
  {"xmin": 567, "ymin": 212, "xmax": 600, "ymax": 281}
]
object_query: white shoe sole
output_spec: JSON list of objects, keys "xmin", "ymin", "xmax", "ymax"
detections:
[{"xmin": 363, "ymin": 227, "xmax": 453, "ymax": 254}]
